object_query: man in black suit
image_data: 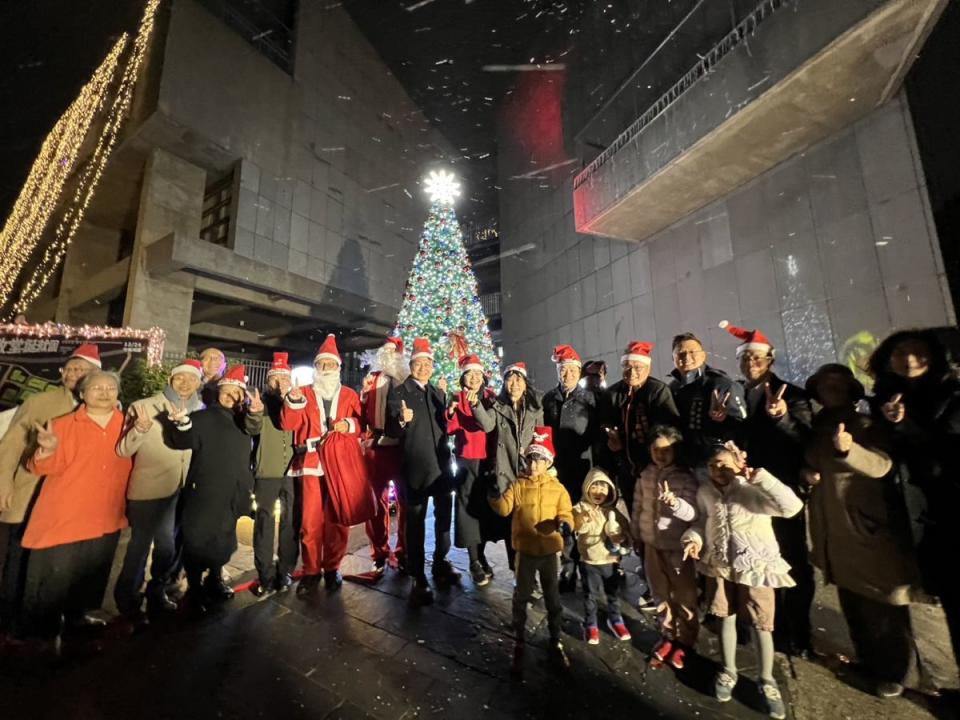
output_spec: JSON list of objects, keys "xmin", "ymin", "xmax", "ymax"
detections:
[
  {"xmin": 386, "ymin": 337, "xmax": 459, "ymax": 606},
  {"xmin": 723, "ymin": 321, "xmax": 815, "ymax": 658}
]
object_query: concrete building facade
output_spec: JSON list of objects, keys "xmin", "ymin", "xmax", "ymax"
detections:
[
  {"xmin": 497, "ymin": 0, "xmax": 954, "ymax": 388},
  {"xmin": 31, "ymin": 0, "xmax": 454, "ymax": 360}
]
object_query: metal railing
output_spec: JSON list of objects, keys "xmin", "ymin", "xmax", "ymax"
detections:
[
  {"xmin": 573, "ymin": 0, "xmax": 789, "ymax": 191},
  {"xmin": 480, "ymin": 292, "xmax": 501, "ymax": 316}
]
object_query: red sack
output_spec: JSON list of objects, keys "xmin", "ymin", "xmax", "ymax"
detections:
[{"xmin": 319, "ymin": 431, "xmax": 378, "ymax": 526}]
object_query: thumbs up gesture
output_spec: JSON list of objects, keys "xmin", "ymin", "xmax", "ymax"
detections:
[
  {"xmin": 764, "ymin": 382, "xmax": 788, "ymax": 419},
  {"xmin": 604, "ymin": 509, "xmax": 622, "ymax": 536},
  {"xmin": 400, "ymin": 399, "xmax": 414, "ymax": 424},
  {"xmin": 34, "ymin": 421, "xmax": 58, "ymax": 457},
  {"xmin": 709, "ymin": 389, "xmax": 731, "ymax": 422},
  {"xmin": 882, "ymin": 393, "xmax": 906, "ymax": 424},
  {"xmin": 436, "ymin": 376, "xmax": 448, "ymax": 395},
  {"xmin": 833, "ymin": 422, "xmax": 853, "ymax": 453}
]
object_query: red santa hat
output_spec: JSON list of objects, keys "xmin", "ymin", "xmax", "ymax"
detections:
[
  {"xmin": 69, "ymin": 343, "xmax": 101, "ymax": 368},
  {"xmin": 458, "ymin": 354, "xmax": 484, "ymax": 374},
  {"xmin": 525, "ymin": 426, "xmax": 556, "ymax": 462},
  {"xmin": 382, "ymin": 336, "xmax": 405, "ymax": 355},
  {"xmin": 267, "ymin": 352, "xmax": 292, "ymax": 377},
  {"xmin": 621, "ymin": 340, "xmax": 655, "ymax": 366},
  {"xmin": 719, "ymin": 321, "xmax": 774, "ymax": 357},
  {"xmin": 218, "ymin": 364, "xmax": 247, "ymax": 390},
  {"xmin": 551, "ymin": 344, "xmax": 581, "ymax": 367},
  {"xmin": 314, "ymin": 334, "xmax": 342, "ymax": 366},
  {"xmin": 410, "ymin": 337, "xmax": 434, "ymax": 361},
  {"xmin": 170, "ymin": 358, "xmax": 203, "ymax": 380},
  {"xmin": 503, "ymin": 361, "xmax": 527, "ymax": 378}
]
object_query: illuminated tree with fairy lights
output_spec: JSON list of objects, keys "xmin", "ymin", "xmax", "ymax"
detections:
[{"xmin": 395, "ymin": 170, "xmax": 501, "ymax": 388}]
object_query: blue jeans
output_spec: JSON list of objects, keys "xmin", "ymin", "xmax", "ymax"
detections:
[
  {"xmin": 581, "ymin": 561, "xmax": 622, "ymax": 627},
  {"xmin": 113, "ymin": 494, "xmax": 179, "ymax": 615}
]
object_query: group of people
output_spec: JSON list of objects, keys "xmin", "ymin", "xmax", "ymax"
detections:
[{"xmin": 0, "ymin": 320, "xmax": 957, "ymax": 719}]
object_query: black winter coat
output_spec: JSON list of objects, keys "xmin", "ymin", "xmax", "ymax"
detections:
[
  {"xmin": 668, "ymin": 366, "xmax": 746, "ymax": 464},
  {"xmin": 386, "ymin": 377, "xmax": 452, "ymax": 491},
  {"xmin": 741, "ymin": 373, "xmax": 812, "ymax": 492},
  {"xmin": 542, "ymin": 384, "xmax": 601, "ymax": 502},
  {"xmin": 170, "ymin": 405, "xmax": 262, "ymax": 569}
]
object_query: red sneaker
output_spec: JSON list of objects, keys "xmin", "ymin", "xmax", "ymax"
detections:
[
  {"xmin": 653, "ymin": 638, "xmax": 673, "ymax": 661},
  {"xmin": 607, "ymin": 618, "xmax": 632, "ymax": 641},
  {"xmin": 668, "ymin": 646, "xmax": 686, "ymax": 670},
  {"xmin": 585, "ymin": 625, "xmax": 600, "ymax": 645}
]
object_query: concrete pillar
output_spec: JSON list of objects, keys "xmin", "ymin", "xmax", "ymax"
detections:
[
  {"xmin": 123, "ymin": 148, "xmax": 206, "ymax": 356},
  {"xmin": 56, "ymin": 222, "xmax": 123, "ymax": 324}
]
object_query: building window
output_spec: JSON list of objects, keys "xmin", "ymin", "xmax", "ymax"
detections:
[
  {"xmin": 196, "ymin": 0, "xmax": 297, "ymax": 74},
  {"xmin": 201, "ymin": 173, "xmax": 234, "ymax": 246}
]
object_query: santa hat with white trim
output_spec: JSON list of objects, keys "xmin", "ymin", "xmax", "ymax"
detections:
[
  {"xmin": 218, "ymin": 364, "xmax": 247, "ymax": 390},
  {"xmin": 170, "ymin": 358, "xmax": 203, "ymax": 380},
  {"xmin": 719, "ymin": 321, "xmax": 775, "ymax": 357},
  {"xmin": 382, "ymin": 336, "xmax": 405, "ymax": 355},
  {"xmin": 69, "ymin": 343, "xmax": 101, "ymax": 368},
  {"xmin": 525, "ymin": 426, "xmax": 556, "ymax": 462},
  {"xmin": 551, "ymin": 344, "xmax": 581, "ymax": 367},
  {"xmin": 621, "ymin": 340, "xmax": 655, "ymax": 366},
  {"xmin": 314, "ymin": 334, "xmax": 342, "ymax": 366},
  {"xmin": 410, "ymin": 337, "xmax": 434, "ymax": 361},
  {"xmin": 458, "ymin": 354, "xmax": 484, "ymax": 375},
  {"xmin": 267, "ymin": 352, "xmax": 292, "ymax": 377},
  {"xmin": 503, "ymin": 361, "xmax": 527, "ymax": 378}
]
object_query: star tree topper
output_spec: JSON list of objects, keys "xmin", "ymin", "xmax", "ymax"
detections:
[{"xmin": 423, "ymin": 169, "xmax": 461, "ymax": 206}]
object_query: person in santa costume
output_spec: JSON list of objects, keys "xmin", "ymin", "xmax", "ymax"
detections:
[
  {"xmin": 168, "ymin": 365, "xmax": 263, "ymax": 613},
  {"xmin": 446, "ymin": 353, "xmax": 498, "ymax": 587},
  {"xmin": 282, "ymin": 334, "xmax": 367, "ymax": 593},
  {"xmin": 360, "ymin": 336, "xmax": 409, "ymax": 574},
  {"xmin": 386, "ymin": 337, "xmax": 459, "ymax": 607},
  {"xmin": 722, "ymin": 320, "xmax": 815, "ymax": 659}
]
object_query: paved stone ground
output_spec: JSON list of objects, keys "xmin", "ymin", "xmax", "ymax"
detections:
[{"xmin": 1, "ymin": 513, "xmax": 958, "ymax": 720}]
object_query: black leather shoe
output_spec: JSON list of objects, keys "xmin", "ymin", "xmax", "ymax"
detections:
[
  {"xmin": 297, "ymin": 574, "xmax": 322, "ymax": 595},
  {"xmin": 251, "ymin": 582, "xmax": 275, "ymax": 599},
  {"xmin": 409, "ymin": 579, "xmax": 434, "ymax": 607},
  {"xmin": 431, "ymin": 560, "xmax": 461, "ymax": 583},
  {"xmin": 147, "ymin": 591, "xmax": 179, "ymax": 614},
  {"xmin": 67, "ymin": 613, "xmax": 107, "ymax": 629},
  {"xmin": 550, "ymin": 641, "xmax": 571, "ymax": 671},
  {"xmin": 323, "ymin": 570, "xmax": 343, "ymax": 590},
  {"xmin": 275, "ymin": 574, "xmax": 294, "ymax": 593},
  {"xmin": 203, "ymin": 577, "xmax": 235, "ymax": 602}
]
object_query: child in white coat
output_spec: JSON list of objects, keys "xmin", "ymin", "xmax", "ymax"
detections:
[{"xmin": 682, "ymin": 442, "xmax": 802, "ymax": 720}]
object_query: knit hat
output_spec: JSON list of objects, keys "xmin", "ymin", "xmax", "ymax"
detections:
[
  {"xmin": 383, "ymin": 336, "xmax": 404, "ymax": 355},
  {"xmin": 69, "ymin": 343, "xmax": 101, "ymax": 368},
  {"xmin": 551, "ymin": 344, "xmax": 581, "ymax": 367},
  {"xmin": 411, "ymin": 337, "xmax": 434, "ymax": 361},
  {"xmin": 458, "ymin": 354, "xmax": 484, "ymax": 374},
  {"xmin": 218, "ymin": 364, "xmax": 247, "ymax": 390},
  {"xmin": 719, "ymin": 321, "xmax": 774, "ymax": 357},
  {"xmin": 170, "ymin": 358, "xmax": 203, "ymax": 379},
  {"xmin": 314, "ymin": 334, "xmax": 341, "ymax": 366},
  {"xmin": 525, "ymin": 426, "xmax": 556, "ymax": 462},
  {"xmin": 620, "ymin": 341, "xmax": 654, "ymax": 366},
  {"xmin": 503, "ymin": 361, "xmax": 527, "ymax": 378},
  {"xmin": 267, "ymin": 352, "xmax": 292, "ymax": 377}
]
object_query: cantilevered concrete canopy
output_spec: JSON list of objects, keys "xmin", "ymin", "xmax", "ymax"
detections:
[{"xmin": 573, "ymin": 0, "xmax": 947, "ymax": 243}]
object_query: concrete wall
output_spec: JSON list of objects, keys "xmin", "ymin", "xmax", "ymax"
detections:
[
  {"xmin": 498, "ymin": 93, "xmax": 954, "ymax": 389},
  {"xmin": 156, "ymin": 0, "xmax": 452, "ymax": 312}
]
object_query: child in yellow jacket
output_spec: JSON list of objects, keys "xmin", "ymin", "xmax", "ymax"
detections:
[{"xmin": 490, "ymin": 426, "xmax": 573, "ymax": 675}]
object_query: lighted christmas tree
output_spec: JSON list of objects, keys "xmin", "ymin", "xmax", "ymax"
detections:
[{"xmin": 395, "ymin": 170, "xmax": 501, "ymax": 388}]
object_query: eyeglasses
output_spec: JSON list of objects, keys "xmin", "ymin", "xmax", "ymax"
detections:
[{"xmin": 85, "ymin": 385, "xmax": 118, "ymax": 393}]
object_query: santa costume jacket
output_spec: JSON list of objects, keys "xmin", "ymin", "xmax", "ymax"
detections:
[{"xmin": 281, "ymin": 384, "xmax": 362, "ymax": 477}]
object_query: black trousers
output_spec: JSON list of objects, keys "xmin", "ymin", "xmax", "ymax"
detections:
[
  {"xmin": 772, "ymin": 513, "xmax": 815, "ymax": 652},
  {"xmin": 581, "ymin": 562, "xmax": 622, "ymax": 626},
  {"xmin": 453, "ymin": 459, "xmax": 485, "ymax": 550},
  {"xmin": 404, "ymin": 475, "xmax": 453, "ymax": 584},
  {"xmin": 253, "ymin": 476, "xmax": 300, "ymax": 586},
  {"xmin": 113, "ymin": 494, "xmax": 180, "ymax": 615},
  {"xmin": 0, "ymin": 521, "xmax": 28, "ymax": 634},
  {"xmin": 837, "ymin": 587, "xmax": 917, "ymax": 686},
  {"xmin": 22, "ymin": 532, "xmax": 120, "ymax": 638}
]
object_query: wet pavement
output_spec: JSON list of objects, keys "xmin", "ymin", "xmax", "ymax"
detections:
[{"xmin": 1, "ymin": 516, "xmax": 957, "ymax": 720}]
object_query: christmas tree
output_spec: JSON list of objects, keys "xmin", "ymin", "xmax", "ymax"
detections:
[{"xmin": 395, "ymin": 170, "xmax": 501, "ymax": 388}]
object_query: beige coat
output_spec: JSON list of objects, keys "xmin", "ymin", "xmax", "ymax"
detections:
[
  {"xmin": 573, "ymin": 468, "xmax": 632, "ymax": 565},
  {"xmin": 117, "ymin": 392, "xmax": 192, "ymax": 500},
  {"xmin": 806, "ymin": 410, "xmax": 920, "ymax": 605},
  {"xmin": 0, "ymin": 385, "xmax": 77, "ymax": 523}
]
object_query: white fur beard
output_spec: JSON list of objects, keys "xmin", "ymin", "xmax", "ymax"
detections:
[
  {"xmin": 313, "ymin": 372, "xmax": 340, "ymax": 400},
  {"xmin": 376, "ymin": 349, "xmax": 410, "ymax": 382}
]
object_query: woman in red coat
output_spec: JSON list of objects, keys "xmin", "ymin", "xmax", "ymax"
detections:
[
  {"xmin": 446, "ymin": 355, "xmax": 497, "ymax": 586},
  {"xmin": 21, "ymin": 371, "xmax": 131, "ymax": 640}
]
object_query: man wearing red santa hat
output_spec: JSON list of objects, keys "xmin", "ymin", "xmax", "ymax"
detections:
[
  {"xmin": 360, "ymin": 336, "xmax": 409, "ymax": 574},
  {"xmin": 283, "ymin": 334, "xmax": 364, "ymax": 593}
]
